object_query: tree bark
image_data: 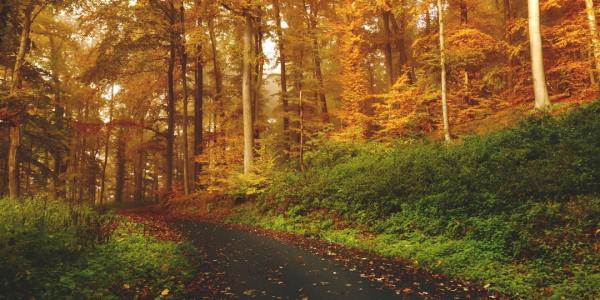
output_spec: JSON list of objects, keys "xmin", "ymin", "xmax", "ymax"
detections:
[
  {"xmin": 527, "ymin": 0, "xmax": 551, "ymax": 109},
  {"xmin": 134, "ymin": 120, "xmax": 144, "ymax": 203},
  {"xmin": 382, "ymin": 10, "xmax": 394, "ymax": 86},
  {"xmin": 114, "ymin": 127, "xmax": 125, "ymax": 203},
  {"xmin": 194, "ymin": 1, "xmax": 207, "ymax": 191},
  {"xmin": 585, "ymin": 0, "xmax": 600, "ymax": 85},
  {"xmin": 299, "ymin": 91, "xmax": 305, "ymax": 173},
  {"xmin": 166, "ymin": 2, "xmax": 177, "ymax": 193},
  {"xmin": 389, "ymin": 12, "xmax": 413, "ymax": 83},
  {"xmin": 242, "ymin": 12, "xmax": 254, "ymax": 174},
  {"xmin": 8, "ymin": 3, "xmax": 33, "ymax": 199},
  {"xmin": 438, "ymin": 0, "xmax": 451, "ymax": 142},
  {"xmin": 99, "ymin": 85, "xmax": 115, "ymax": 205},
  {"xmin": 504, "ymin": 0, "xmax": 515, "ymax": 91},
  {"xmin": 304, "ymin": 0, "xmax": 329, "ymax": 122},
  {"xmin": 273, "ymin": 0, "xmax": 290, "ymax": 133},
  {"xmin": 460, "ymin": 0, "xmax": 468, "ymax": 25},
  {"xmin": 252, "ymin": 13, "xmax": 264, "ymax": 140},
  {"xmin": 179, "ymin": 2, "xmax": 191, "ymax": 195}
]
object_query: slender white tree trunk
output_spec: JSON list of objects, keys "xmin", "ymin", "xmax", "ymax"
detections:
[
  {"xmin": 438, "ymin": 0, "xmax": 451, "ymax": 142},
  {"xmin": 585, "ymin": 0, "xmax": 600, "ymax": 84},
  {"xmin": 528, "ymin": 0, "xmax": 551, "ymax": 109},
  {"xmin": 242, "ymin": 13, "xmax": 254, "ymax": 174}
]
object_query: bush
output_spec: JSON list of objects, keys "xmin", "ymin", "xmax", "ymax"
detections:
[
  {"xmin": 0, "ymin": 198, "xmax": 195, "ymax": 299},
  {"xmin": 243, "ymin": 100, "xmax": 600, "ymax": 297}
]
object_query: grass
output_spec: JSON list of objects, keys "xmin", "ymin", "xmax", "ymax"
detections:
[{"xmin": 0, "ymin": 197, "xmax": 197, "ymax": 300}]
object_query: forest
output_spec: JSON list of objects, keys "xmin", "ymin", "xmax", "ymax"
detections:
[{"xmin": 0, "ymin": 0, "xmax": 599, "ymax": 299}]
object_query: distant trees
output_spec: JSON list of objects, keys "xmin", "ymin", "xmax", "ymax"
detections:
[{"xmin": 1, "ymin": 0, "xmax": 599, "ymax": 201}]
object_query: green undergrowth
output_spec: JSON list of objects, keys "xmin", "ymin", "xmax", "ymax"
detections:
[
  {"xmin": 0, "ymin": 198, "xmax": 197, "ymax": 300},
  {"xmin": 229, "ymin": 101, "xmax": 600, "ymax": 299}
]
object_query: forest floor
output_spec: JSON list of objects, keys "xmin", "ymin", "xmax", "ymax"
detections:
[{"xmin": 119, "ymin": 207, "xmax": 504, "ymax": 299}]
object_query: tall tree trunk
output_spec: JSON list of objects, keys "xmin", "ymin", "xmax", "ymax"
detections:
[
  {"xmin": 99, "ymin": 85, "xmax": 114, "ymax": 205},
  {"xmin": 242, "ymin": 12, "xmax": 254, "ymax": 174},
  {"xmin": 208, "ymin": 17, "xmax": 225, "ymax": 159},
  {"xmin": 438, "ymin": 0, "xmax": 451, "ymax": 142},
  {"xmin": 527, "ymin": 0, "xmax": 551, "ymax": 109},
  {"xmin": 460, "ymin": 0, "xmax": 468, "ymax": 25},
  {"xmin": 382, "ymin": 10, "xmax": 394, "ymax": 86},
  {"xmin": 504, "ymin": 0, "xmax": 515, "ymax": 91},
  {"xmin": 252, "ymin": 14, "xmax": 264, "ymax": 141},
  {"xmin": 194, "ymin": 1, "xmax": 205, "ymax": 191},
  {"xmin": 134, "ymin": 119, "xmax": 144, "ymax": 203},
  {"xmin": 299, "ymin": 91, "xmax": 305, "ymax": 173},
  {"xmin": 193, "ymin": 44, "xmax": 203, "ymax": 190},
  {"xmin": 305, "ymin": 1, "xmax": 329, "ymax": 122},
  {"xmin": 273, "ymin": 0, "xmax": 290, "ymax": 134},
  {"xmin": 8, "ymin": 4, "xmax": 33, "ymax": 199},
  {"xmin": 166, "ymin": 2, "xmax": 177, "ymax": 193},
  {"xmin": 48, "ymin": 35, "xmax": 65, "ymax": 199},
  {"xmin": 179, "ymin": 2, "xmax": 191, "ymax": 195},
  {"xmin": 389, "ymin": 12, "xmax": 413, "ymax": 83},
  {"xmin": 114, "ymin": 127, "xmax": 125, "ymax": 203},
  {"xmin": 585, "ymin": 0, "xmax": 600, "ymax": 85}
]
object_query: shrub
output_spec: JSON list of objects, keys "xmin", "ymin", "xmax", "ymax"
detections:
[{"xmin": 0, "ymin": 198, "xmax": 195, "ymax": 299}]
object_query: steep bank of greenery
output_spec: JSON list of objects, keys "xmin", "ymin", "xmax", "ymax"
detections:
[
  {"xmin": 229, "ymin": 102, "xmax": 600, "ymax": 298},
  {"xmin": 0, "ymin": 198, "xmax": 196, "ymax": 299}
]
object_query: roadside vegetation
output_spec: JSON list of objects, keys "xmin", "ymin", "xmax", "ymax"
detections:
[
  {"xmin": 0, "ymin": 198, "xmax": 197, "ymax": 299},
  {"xmin": 229, "ymin": 101, "xmax": 600, "ymax": 299}
]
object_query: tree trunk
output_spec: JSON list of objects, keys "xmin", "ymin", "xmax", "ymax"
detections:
[
  {"xmin": 299, "ymin": 91, "xmax": 305, "ymax": 173},
  {"xmin": 504, "ymin": 0, "xmax": 515, "ymax": 91},
  {"xmin": 527, "ymin": 0, "xmax": 551, "ymax": 109},
  {"xmin": 242, "ymin": 12, "xmax": 254, "ymax": 174},
  {"xmin": 49, "ymin": 35, "xmax": 65, "ymax": 200},
  {"xmin": 194, "ymin": 1, "xmax": 206, "ymax": 191},
  {"xmin": 460, "ymin": 0, "xmax": 468, "ymax": 25},
  {"xmin": 166, "ymin": 3, "xmax": 177, "ymax": 193},
  {"xmin": 8, "ymin": 4, "xmax": 33, "ymax": 199},
  {"xmin": 585, "ymin": 0, "xmax": 600, "ymax": 85},
  {"xmin": 99, "ymin": 85, "xmax": 115, "ymax": 205},
  {"xmin": 114, "ymin": 127, "xmax": 125, "ymax": 203},
  {"xmin": 273, "ymin": 0, "xmax": 290, "ymax": 133},
  {"xmin": 304, "ymin": 2, "xmax": 329, "ymax": 122},
  {"xmin": 389, "ymin": 12, "xmax": 413, "ymax": 83},
  {"xmin": 382, "ymin": 10, "xmax": 394, "ymax": 86},
  {"xmin": 252, "ymin": 14, "xmax": 264, "ymax": 141},
  {"xmin": 438, "ymin": 0, "xmax": 451, "ymax": 142},
  {"xmin": 134, "ymin": 124, "xmax": 144, "ymax": 203},
  {"xmin": 179, "ymin": 2, "xmax": 191, "ymax": 195}
]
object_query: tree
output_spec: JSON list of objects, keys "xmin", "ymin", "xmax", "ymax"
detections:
[
  {"xmin": 166, "ymin": 0, "xmax": 177, "ymax": 193},
  {"xmin": 273, "ymin": 0, "xmax": 289, "ymax": 134},
  {"xmin": 527, "ymin": 0, "xmax": 550, "ymax": 110},
  {"xmin": 194, "ymin": 0, "xmax": 206, "ymax": 191},
  {"xmin": 179, "ymin": 1, "xmax": 191, "ymax": 195},
  {"xmin": 438, "ymin": 0, "xmax": 451, "ymax": 141},
  {"xmin": 585, "ymin": 0, "xmax": 600, "ymax": 85},
  {"xmin": 242, "ymin": 11, "xmax": 254, "ymax": 174},
  {"xmin": 7, "ymin": 1, "xmax": 54, "ymax": 199}
]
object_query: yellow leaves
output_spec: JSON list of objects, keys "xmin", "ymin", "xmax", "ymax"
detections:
[
  {"xmin": 161, "ymin": 288, "xmax": 170, "ymax": 296},
  {"xmin": 123, "ymin": 283, "xmax": 130, "ymax": 289}
]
